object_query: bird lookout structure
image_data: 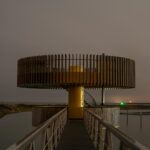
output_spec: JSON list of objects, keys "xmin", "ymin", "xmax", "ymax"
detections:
[{"xmin": 17, "ymin": 54, "xmax": 135, "ymax": 119}]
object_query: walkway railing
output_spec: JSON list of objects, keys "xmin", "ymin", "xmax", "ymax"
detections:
[
  {"xmin": 84, "ymin": 108, "xmax": 149, "ymax": 150},
  {"xmin": 7, "ymin": 107, "xmax": 67, "ymax": 150}
]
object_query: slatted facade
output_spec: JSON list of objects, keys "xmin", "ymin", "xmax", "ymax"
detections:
[{"xmin": 17, "ymin": 54, "xmax": 135, "ymax": 89}]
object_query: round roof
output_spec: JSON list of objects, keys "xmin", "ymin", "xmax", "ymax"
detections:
[{"xmin": 17, "ymin": 54, "xmax": 135, "ymax": 89}]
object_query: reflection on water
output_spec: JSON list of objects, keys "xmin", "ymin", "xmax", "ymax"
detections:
[
  {"xmin": 0, "ymin": 112, "xmax": 33, "ymax": 150},
  {"xmin": 120, "ymin": 110, "xmax": 150, "ymax": 148},
  {"xmin": 0, "ymin": 110, "xmax": 150, "ymax": 149}
]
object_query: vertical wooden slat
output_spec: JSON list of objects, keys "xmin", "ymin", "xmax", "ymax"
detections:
[
  {"xmin": 47, "ymin": 55, "xmax": 50, "ymax": 88},
  {"xmin": 120, "ymin": 57, "xmax": 122, "ymax": 88},
  {"xmin": 93, "ymin": 55, "xmax": 95, "ymax": 87},
  {"xmin": 89, "ymin": 54, "xmax": 92, "ymax": 86},
  {"xmin": 119, "ymin": 57, "xmax": 121, "ymax": 88},
  {"xmin": 26, "ymin": 58, "xmax": 28, "ymax": 87},
  {"xmin": 37, "ymin": 56, "xmax": 39, "ymax": 87},
  {"xmin": 75, "ymin": 54, "xmax": 77, "ymax": 85},
  {"xmin": 124, "ymin": 58, "xmax": 126, "ymax": 88},
  {"xmin": 17, "ymin": 60, "xmax": 19, "ymax": 86},
  {"xmin": 126, "ymin": 59, "xmax": 128, "ymax": 88},
  {"xmin": 34, "ymin": 57, "xmax": 36, "ymax": 87},
  {"xmin": 31, "ymin": 57, "xmax": 33, "ymax": 86},
  {"xmin": 49, "ymin": 55, "xmax": 51, "ymax": 87},
  {"xmin": 36, "ymin": 56, "xmax": 39, "ymax": 88},
  {"xmin": 99, "ymin": 55, "xmax": 101, "ymax": 87},
  {"xmin": 127, "ymin": 59, "xmax": 130, "ymax": 88},
  {"xmin": 107, "ymin": 56, "xmax": 109, "ymax": 87},
  {"xmin": 133, "ymin": 60, "xmax": 135, "ymax": 88},
  {"xmin": 132, "ymin": 60, "xmax": 134, "ymax": 88},
  {"xmin": 42, "ymin": 56, "xmax": 45, "ymax": 86},
  {"xmin": 86, "ymin": 54, "xmax": 88, "ymax": 86},
  {"xmin": 51, "ymin": 55, "xmax": 53, "ymax": 86},
  {"xmin": 129, "ymin": 60, "xmax": 132, "ymax": 88},
  {"xmin": 68, "ymin": 54, "xmax": 70, "ymax": 84},
  {"xmin": 24, "ymin": 58, "xmax": 26, "ymax": 87},
  {"xmin": 27, "ymin": 58, "xmax": 29, "ymax": 86},
  {"xmin": 116, "ymin": 57, "xmax": 119, "ymax": 88},
  {"xmin": 18, "ymin": 59, "xmax": 21, "ymax": 86},
  {"xmin": 121, "ymin": 57, "xmax": 123, "ymax": 88},
  {"xmin": 131, "ymin": 60, "xmax": 134, "ymax": 88},
  {"xmin": 79, "ymin": 54, "xmax": 81, "ymax": 84},
  {"xmin": 54, "ymin": 55, "xmax": 57, "ymax": 86},
  {"xmin": 72, "ymin": 54, "xmax": 74, "ymax": 84},
  {"xmin": 123, "ymin": 58, "xmax": 125, "ymax": 88},
  {"xmin": 116, "ymin": 57, "xmax": 118, "ymax": 87},
  {"xmin": 28, "ymin": 57, "xmax": 30, "ymax": 86},
  {"xmin": 41, "ymin": 56, "xmax": 43, "ymax": 86},
  {"xmin": 65, "ymin": 54, "xmax": 67, "ymax": 85},
  {"xmin": 39, "ymin": 57, "xmax": 42, "ymax": 87},
  {"xmin": 110, "ymin": 56, "xmax": 113, "ymax": 87},
  {"xmin": 109, "ymin": 56, "xmax": 111, "ymax": 87},
  {"xmin": 55, "ymin": 54, "xmax": 57, "ymax": 88},
  {"xmin": 103, "ymin": 54, "xmax": 105, "ymax": 87},
  {"xmin": 96, "ymin": 55, "xmax": 98, "ymax": 87},
  {"xmin": 33, "ymin": 57, "xmax": 36, "ymax": 87},
  {"xmin": 57, "ymin": 54, "xmax": 60, "ymax": 85},
  {"xmin": 22, "ymin": 59, "xmax": 24, "ymax": 86},
  {"xmin": 61, "ymin": 54, "xmax": 63, "ymax": 84},
  {"xmin": 112, "ymin": 56, "xmax": 114, "ymax": 87},
  {"xmin": 106, "ymin": 56, "xmax": 108, "ymax": 87},
  {"xmin": 83, "ymin": 54, "xmax": 85, "ymax": 85},
  {"xmin": 100, "ymin": 55, "xmax": 104, "ymax": 87}
]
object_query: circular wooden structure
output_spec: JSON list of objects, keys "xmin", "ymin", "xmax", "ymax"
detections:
[{"xmin": 17, "ymin": 54, "xmax": 135, "ymax": 89}]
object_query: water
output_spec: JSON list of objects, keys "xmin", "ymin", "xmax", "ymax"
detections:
[
  {"xmin": 120, "ymin": 110, "xmax": 150, "ymax": 148},
  {"xmin": 0, "ymin": 110, "xmax": 150, "ymax": 149},
  {"xmin": 0, "ymin": 112, "xmax": 33, "ymax": 150}
]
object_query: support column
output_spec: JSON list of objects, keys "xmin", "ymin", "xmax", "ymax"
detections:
[{"xmin": 68, "ymin": 86, "xmax": 84, "ymax": 119}]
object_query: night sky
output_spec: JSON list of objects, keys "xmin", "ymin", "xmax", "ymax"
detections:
[{"xmin": 1, "ymin": 0, "xmax": 150, "ymax": 103}]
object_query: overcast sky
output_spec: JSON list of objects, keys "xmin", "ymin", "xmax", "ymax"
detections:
[{"xmin": 0, "ymin": 0, "xmax": 150, "ymax": 104}]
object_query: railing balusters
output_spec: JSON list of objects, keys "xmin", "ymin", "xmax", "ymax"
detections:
[
  {"xmin": 7, "ymin": 108, "xmax": 67, "ymax": 150},
  {"xmin": 104, "ymin": 129, "xmax": 112, "ymax": 150},
  {"xmin": 94, "ymin": 119, "xmax": 98, "ymax": 148},
  {"xmin": 119, "ymin": 142, "xmax": 130, "ymax": 150},
  {"xmin": 84, "ymin": 108, "xmax": 149, "ymax": 150}
]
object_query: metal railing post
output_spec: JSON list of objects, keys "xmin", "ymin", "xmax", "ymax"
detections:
[
  {"xmin": 84, "ymin": 108, "xmax": 149, "ymax": 150},
  {"xmin": 7, "ymin": 108, "xmax": 67, "ymax": 150}
]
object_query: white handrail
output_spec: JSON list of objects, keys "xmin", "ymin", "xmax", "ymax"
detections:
[
  {"xmin": 7, "ymin": 107, "xmax": 67, "ymax": 150},
  {"xmin": 84, "ymin": 108, "xmax": 149, "ymax": 150}
]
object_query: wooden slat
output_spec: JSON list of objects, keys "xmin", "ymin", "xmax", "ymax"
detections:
[
  {"xmin": 86, "ymin": 54, "xmax": 88, "ymax": 86},
  {"xmin": 83, "ymin": 54, "xmax": 85, "ymax": 85}
]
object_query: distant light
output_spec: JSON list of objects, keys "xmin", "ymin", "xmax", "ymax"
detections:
[
  {"xmin": 119, "ymin": 101, "xmax": 126, "ymax": 107},
  {"xmin": 129, "ymin": 100, "xmax": 132, "ymax": 103}
]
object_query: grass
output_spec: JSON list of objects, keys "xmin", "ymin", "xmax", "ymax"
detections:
[{"xmin": 0, "ymin": 104, "xmax": 34, "ymax": 118}]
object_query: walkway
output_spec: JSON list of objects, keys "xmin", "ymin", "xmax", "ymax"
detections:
[{"xmin": 57, "ymin": 120, "xmax": 96, "ymax": 150}]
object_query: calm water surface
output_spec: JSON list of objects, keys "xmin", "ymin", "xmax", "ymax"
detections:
[
  {"xmin": 120, "ymin": 110, "xmax": 150, "ymax": 148},
  {"xmin": 0, "ymin": 112, "xmax": 33, "ymax": 150},
  {"xmin": 0, "ymin": 110, "xmax": 150, "ymax": 149}
]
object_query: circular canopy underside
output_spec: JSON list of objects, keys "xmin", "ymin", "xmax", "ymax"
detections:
[{"xmin": 17, "ymin": 54, "xmax": 135, "ymax": 89}]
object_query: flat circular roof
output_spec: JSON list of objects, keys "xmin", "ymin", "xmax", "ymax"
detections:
[{"xmin": 17, "ymin": 54, "xmax": 135, "ymax": 89}]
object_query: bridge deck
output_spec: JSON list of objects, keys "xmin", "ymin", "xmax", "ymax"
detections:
[{"xmin": 57, "ymin": 120, "xmax": 96, "ymax": 150}]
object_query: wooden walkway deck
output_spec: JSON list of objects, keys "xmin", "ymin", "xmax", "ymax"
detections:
[{"xmin": 57, "ymin": 120, "xmax": 96, "ymax": 150}]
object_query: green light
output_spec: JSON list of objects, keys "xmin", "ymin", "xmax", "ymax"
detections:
[{"xmin": 119, "ymin": 101, "xmax": 126, "ymax": 107}]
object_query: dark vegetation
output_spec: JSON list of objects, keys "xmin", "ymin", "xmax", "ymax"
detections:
[{"xmin": 0, "ymin": 104, "xmax": 34, "ymax": 118}]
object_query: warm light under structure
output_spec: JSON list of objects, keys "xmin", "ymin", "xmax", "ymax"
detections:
[{"xmin": 17, "ymin": 54, "xmax": 135, "ymax": 119}]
